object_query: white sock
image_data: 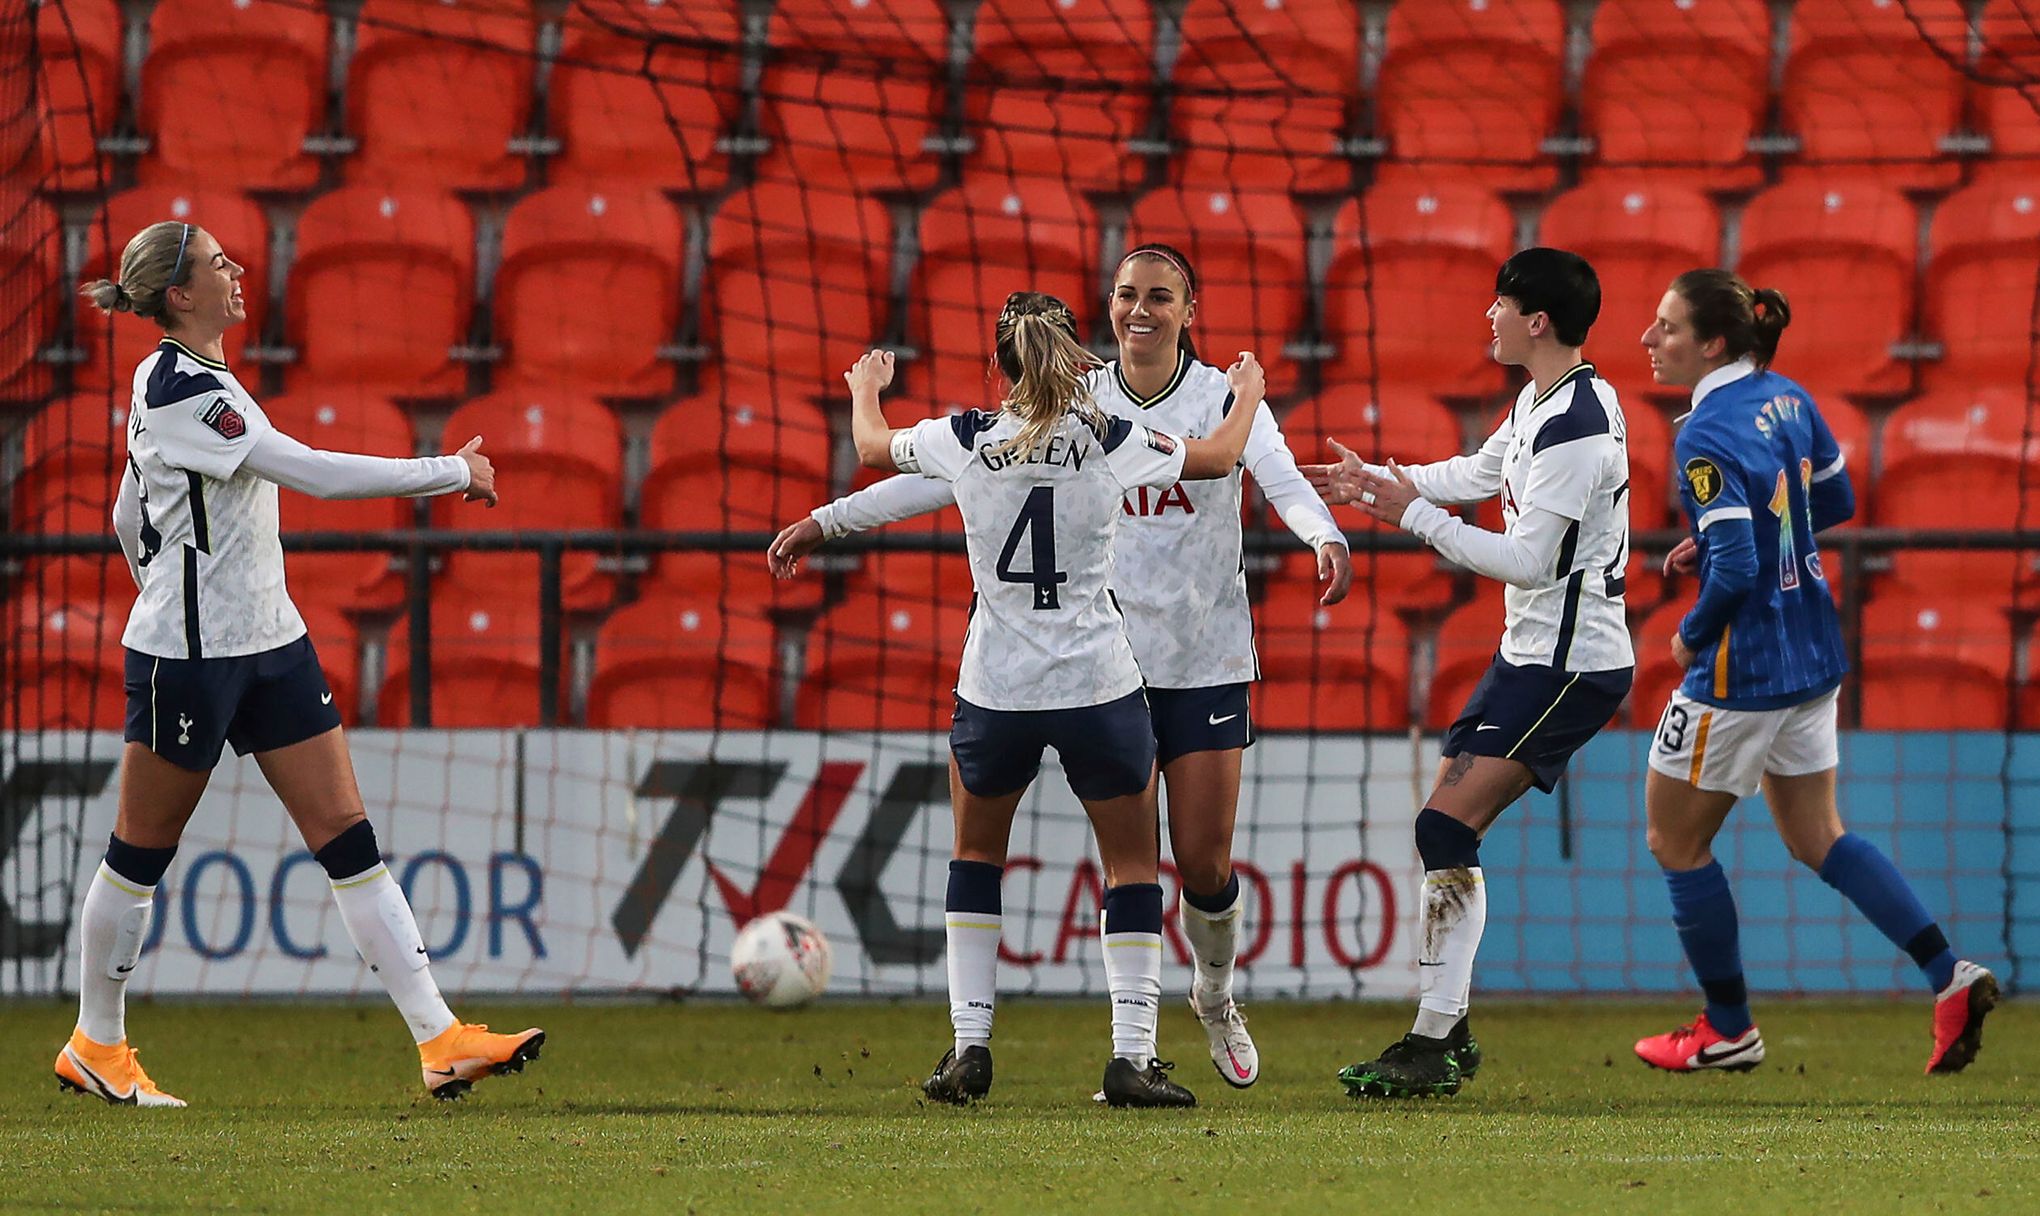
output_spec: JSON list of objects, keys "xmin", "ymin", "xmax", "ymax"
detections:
[
  {"xmin": 1101, "ymin": 927, "xmax": 1163, "ymax": 1061},
  {"xmin": 1412, "ymin": 866, "xmax": 1486, "ymax": 1039},
  {"xmin": 1179, "ymin": 887, "xmax": 1243, "ymax": 1006},
  {"xmin": 75, "ymin": 863, "xmax": 154, "ymax": 1046},
  {"xmin": 945, "ymin": 911, "xmax": 1001, "ymax": 1055},
  {"xmin": 329, "ymin": 863, "xmax": 457, "ymax": 1044}
]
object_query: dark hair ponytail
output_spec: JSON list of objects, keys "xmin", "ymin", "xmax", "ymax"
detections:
[
  {"xmin": 1118, "ymin": 242, "xmax": 1200, "ymax": 361},
  {"xmin": 1749, "ymin": 287, "xmax": 1791, "ymax": 370},
  {"xmin": 1670, "ymin": 268, "xmax": 1792, "ymax": 370}
]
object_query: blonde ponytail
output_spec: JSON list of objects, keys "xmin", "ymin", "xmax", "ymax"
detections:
[{"xmin": 991, "ymin": 292, "xmax": 1104, "ymax": 461}]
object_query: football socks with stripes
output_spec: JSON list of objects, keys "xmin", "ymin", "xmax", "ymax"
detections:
[
  {"xmin": 944, "ymin": 859, "xmax": 1003, "ymax": 1057},
  {"xmin": 1102, "ymin": 883, "xmax": 1165, "ymax": 1062},
  {"xmin": 318, "ymin": 821, "xmax": 457, "ymax": 1045},
  {"xmin": 1179, "ymin": 872, "xmax": 1242, "ymax": 1005},
  {"xmin": 1412, "ymin": 809, "xmax": 1486, "ymax": 1041},
  {"xmin": 74, "ymin": 834, "xmax": 175, "ymax": 1047}
]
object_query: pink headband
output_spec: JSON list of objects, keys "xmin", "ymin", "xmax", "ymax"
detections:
[{"xmin": 1119, "ymin": 247, "xmax": 1191, "ymax": 292}]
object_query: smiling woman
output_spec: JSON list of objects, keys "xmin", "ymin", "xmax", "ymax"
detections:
[
  {"xmin": 770, "ymin": 241, "xmax": 1353, "ymax": 1092},
  {"xmin": 53, "ymin": 221, "xmax": 535, "ymax": 1108}
]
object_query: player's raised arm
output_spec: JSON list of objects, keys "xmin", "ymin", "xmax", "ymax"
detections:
[
  {"xmin": 846, "ymin": 349, "xmax": 902, "ymax": 470},
  {"xmin": 1177, "ymin": 352, "xmax": 1264, "ymax": 479}
]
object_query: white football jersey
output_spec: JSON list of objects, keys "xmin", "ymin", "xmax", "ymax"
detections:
[
  {"xmin": 118, "ymin": 340, "xmax": 306, "ymax": 658},
  {"xmin": 892, "ymin": 408, "xmax": 1187, "ymax": 711},
  {"xmin": 1414, "ymin": 363, "xmax": 1632, "ymax": 672},
  {"xmin": 1093, "ymin": 355, "xmax": 1344, "ymax": 688}
]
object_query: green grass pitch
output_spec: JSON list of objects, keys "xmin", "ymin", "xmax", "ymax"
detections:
[{"xmin": 6, "ymin": 998, "xmax": 2032, "ymax": 1214}]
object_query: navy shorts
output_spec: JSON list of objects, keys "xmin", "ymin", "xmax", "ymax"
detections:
[
  {"xmin": 124, "ymin": 635, "xmax": 342, "ymax": 772},
  {"xmin": 950, "ymin": 688, "xmax": 1156, "ymax": 802},
  {"xmin": 1146, "ymin": 683, "xmax": 1253, "ymax": 766},
  {"xmin": 1443, "ymin": 655, "xmax": 1632, "ymax": 793}
]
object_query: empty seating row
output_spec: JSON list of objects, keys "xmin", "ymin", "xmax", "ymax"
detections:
[
  {"xmin": 12, "ymin": 570, "xmax": 2034, "ymax": 732},
  {"xmin": 11, "ymin": 374, "xmax": 2035, "ymax": 582},
  {"xmin": 23, "ymin": 172, "xmax": 2039, "ymax": 409},
  {"xmin": 23, "ymin": 0, "xmax": 2034, "ymax": 194}
]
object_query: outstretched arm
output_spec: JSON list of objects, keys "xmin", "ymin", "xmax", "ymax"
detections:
[
  {"xmin": 767, "ymin": 475, "xmax": 959, "ymax": 580},
  {"xmin": 241, "ymin": 428, "xmax": 492, "ymax": 504},
  {"xmin": 1243, "ymin": 404, "xmax": 1352, "ymax": 604}
]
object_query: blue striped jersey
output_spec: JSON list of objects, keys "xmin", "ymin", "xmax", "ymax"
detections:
[{"xmin": 1673, "ymin": 362, "xmax": 1852, "ymax": 710}]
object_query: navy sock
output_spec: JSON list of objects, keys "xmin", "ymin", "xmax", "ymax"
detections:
[
  {"xmin": 1102, "ymin": 882, "xmax": 1164, "ymax": 935},
  {"xmin": 1663, "ymin": 861, "xmax": 1752, "ymax": 1037},
  {"xmin": 945, "ymin": 859, "xmax": 1003, "ymax": 915},
  {"xmin": 1413, "ymin": 808, "xmax": 1481, "ymax": 871},
  {"xmin": 1182, "ymin": 871, "xmax": 1240, "ymax": 914},
  {"xmin": 104, "ymin": 833, "xmax": 177, "ymax": 887},
  {"xmin": 1819, "ymin": 833, "xmax": 1958, "ymax": 992},
  {"xmin": 312, "ymin": 820, "xmax": 383, "ymax": 882}
]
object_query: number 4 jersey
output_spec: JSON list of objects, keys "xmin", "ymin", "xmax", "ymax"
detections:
[{"xmin": 891, "ymin": 408, "xmax": 1187, "ymax": 711}]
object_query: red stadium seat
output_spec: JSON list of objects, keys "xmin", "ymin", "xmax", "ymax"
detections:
[
  {"xmin": 139, "ymin": 0, "xmax": 326, "ymax": 190},
  {"xmin": 760, "ymin": 0, "xmax": 948, "ymax": 193},
  {"xmin": 75, "ymin": 188, "xmax": 270, "ymax": 393},
  {"xmin": 1628, "ymin": 595, "xmax": 1692, "ymax": 727},
  {"xmin": 12, "ymin": 396, "xmax": 123, "ymax": 539},
  {"xmin": 1581, "ymin": 0, "xmax": 1771, "ymax": 184},
  {"xmin": 1170, "ymin": 0, "xmax": 1358, "ymax": 190},
  {"xmin": 495, "ymin": 185, "xmax": 684, "ymax": 395},
  {"xmin": 25, "ymin": 0, "xmax": 124, "ymax": 192},
  {"xmin": 1803, "ymin": 392, "xmax": 1872, "ymax": 522},
  {"xmin": 262, "ymin": 385, "xmax": 416, "ymax": 613},
  {"xmin": 548, "ymin": 1, "xmax": 741, "ymax": 191},
  {"xmin": 1, "ymin": 198, "xmax": 61, "ymax": 406},
  {"xmin": 1976, "ymin": 2, "xmax": 2040, "ymax": 168},
  {"xmin": 1925, "ymin": 177, "xmax": 2040, "ymax": 394},
  {"xmin": 1738, "ymin": 180, "xmax": 1916, "ymax": 398},
  {"xmin": 1877, "ymin": 386, "xmax": 2040, "ymax": 591},
  {"xmin": 1781, "ymin": 0, "xmax": 1971, "ymax": 187},
  {"xmin": 437, "ymin": 387, "xmax": 624, "ymax": 613},
  {"xmin": 641, "ymin": 376, "xmax": 833, "ymax": 534},
  {"xmin": 1254, "ymin": 581, "xmax": 1410, "ymax": 730},
  {"xmin": 1858, "ymin": 592, "xmax": 2015, "ymax": 730},
  {"xmin": 914, "ymin": 174, "xmax": 1101, "ymax": 404},
  {"xmin": 796, "ymin": 590, "xmax": 969, "ymax": 730},
  {"xmin": 1376, "ymin": 0, "xmax": 1567, "ymax": 189},
  {"xmin": 1278, "ymin": 384, "xmax": 1473, "ymax": 596},
  {"xmin": 704, "ymin": 182, "xmax": 894, "ymax": 391},
  {"xmin": 1425, "ymin": 592, "xmax": 1504, "ymax": 730},
  {"xmin": 855, "ymin": 551, "xmax": 975, "ymax": 600},
  {"xmin": 1323, "ymin": 177, "xmax": 1515, "ymax": 395},
  {"xmin": 1126, "ymin": 186, "xmax": 1308, "ymax": 392},
  {"xmin": 1539, "ymin": 180, "xmax": 1720, "ymax": 393},
  {"xmin": 4, "ymin": 596, "xmax": 128, "ymax": 730},
  {"xmin": 346, "ymin": 0, "xmax": 538, "ymax": 190},
  {"xmin": 1622, "ymin": 397, "xmax": 1672, "ymax": 528},
  {"xmin": 586, "ymin": 586, "xmax": 778, "ymax": 729},
  {"xmin": 641, "ymin": 378, "xmax": 833, "ymax": 612},
  {"xmin": 378, "ymin": 583, "xmax": 559, "ymax": 727},
  {"xmin": 968, "ymin": 0, "xmax": 1153, "ymax": 191},
  {"xmin": 288, "ymin": 187, "xmax": 473, "ymax": 396}
]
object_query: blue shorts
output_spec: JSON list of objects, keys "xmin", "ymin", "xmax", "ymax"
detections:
[
  {"xmin": 1146, "ymin": 683, "xmax": 1253, "ymax": 766},
  {"xmin": 950, "ymin": 689, "xmax": 1156, "ymax": 801},
  {"xmin": 1443, "ymin": 655, "xmax": 1632, "ymax": 793},
  {"xmin": 124, "ymin": 635, "xmax": 342, "ymax": 772}
]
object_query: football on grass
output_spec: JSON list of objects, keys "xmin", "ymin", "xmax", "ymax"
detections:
[{"xmin": 730, "ymin": 911, "xmax": 833, "ymax": 1008}]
